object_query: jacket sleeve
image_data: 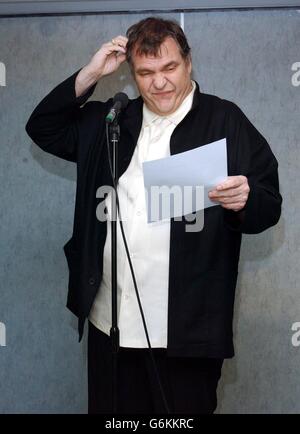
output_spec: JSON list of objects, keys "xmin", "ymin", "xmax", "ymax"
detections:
[
  {"xmin": 25, "ymin": 67, "xmax": 97, "ymax": 163},
  {"xmin": 223, "ymin": 102, "xmax": 282, "ymax": 234}
]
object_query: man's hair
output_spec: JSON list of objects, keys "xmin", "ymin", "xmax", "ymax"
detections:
[{"xmin": 126, "ymin": 17, "xmax": 191, "ymax": 68}]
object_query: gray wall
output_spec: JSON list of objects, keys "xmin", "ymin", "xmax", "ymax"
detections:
[
  {"xmin": 0, "ymin": 9, "xmax": 298, "ymax": 413},
  {"xmin": 1, "ymin": 1, "xmax": 300, "ymax": 15}
]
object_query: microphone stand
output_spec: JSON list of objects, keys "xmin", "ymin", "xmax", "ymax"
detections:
[{"xmin": 109, "ymin": 118, "xmax": 120, "ymax": 414}]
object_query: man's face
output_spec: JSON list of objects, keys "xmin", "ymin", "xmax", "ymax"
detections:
[{"xmin": 131, "ymin": 37, "xmax": 192, "ymax": 116}]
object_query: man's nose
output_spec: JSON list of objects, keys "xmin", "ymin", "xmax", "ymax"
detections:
[{"xmin": 152, "ymin": 74, "xmax": 167, "ymax": 89}]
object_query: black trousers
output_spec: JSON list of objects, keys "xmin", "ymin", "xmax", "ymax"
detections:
[{"xmin": 88, "ymin": 321, "xmax": 223, "ymax": 414}]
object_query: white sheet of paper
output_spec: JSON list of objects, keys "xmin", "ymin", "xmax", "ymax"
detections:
[{"xmin": 142, "ymin": 138, "xmax": 228, "ymax": 222}]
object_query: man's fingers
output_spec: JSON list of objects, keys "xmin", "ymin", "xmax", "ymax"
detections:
[
  {"xmin": 212, "ymin": 195, "xmax": 248, "ymax": 204},
  {"xmin": 209, "ymin": 185, "xmax": 244, "ymax": 198},
  {"xmin": 107, "ymin": 44, "xmax": 126, "ymax": 54},
  {"xmin": 115, "ymin": 53, "xmax": 126, "ymax": 66},
  {"xmin": 112, "ymin": 35, "xmax": 128, "ymax": 43},
  {"xmin": 102, "ymin": 40, "xmax": 126, "ymax": 54},
  {"xmin": 112, "ymin": 35, "xmax": 128, "ymax": 47},
  {"xmin": 216, "ymin": 175, "xmax": 248, "ymax": 191},
  {"xmin": 110, "ymin": 35, "xmax": 128, "ymax": 49}
]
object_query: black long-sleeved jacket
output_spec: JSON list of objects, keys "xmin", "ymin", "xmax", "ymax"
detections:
[{"xmin": 25, "ymin": 67, "xmax": 282, "ymax": 357}]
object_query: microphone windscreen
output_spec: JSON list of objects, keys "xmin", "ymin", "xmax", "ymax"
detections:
[{"xmin": 113, "ymin": 92, "xmax": 129, "ymax": 110}]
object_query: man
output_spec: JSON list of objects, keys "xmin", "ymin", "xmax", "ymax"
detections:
[{"xmin": 25, "ymin": 17, "xmax": 282, "ymax": 414}]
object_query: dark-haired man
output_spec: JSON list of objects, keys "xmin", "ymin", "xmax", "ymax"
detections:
[{"xmin": 25, "ymin": 17, "xmax": 282, "ymax": 414}]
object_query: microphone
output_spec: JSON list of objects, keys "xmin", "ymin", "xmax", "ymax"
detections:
[{"xmin": 105, "ymin": 92, "xmax": 129, "ymax": 123}]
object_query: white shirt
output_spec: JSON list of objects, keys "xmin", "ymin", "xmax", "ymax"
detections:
[{"xmin": 89, "ymin": 80, "xmax": 196, "ymax": 347}]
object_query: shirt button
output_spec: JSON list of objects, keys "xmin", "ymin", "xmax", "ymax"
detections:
[
  {"xmin": 124, "ymin": 294, "xmax": 129, "ymax": 300},
  {"xmin": 136, "ymin": 210, "xmax": 142, "ymax": 216},
  {"xmin": 88, "ymin": 277, "xmax": 96, "ymax": 285}
]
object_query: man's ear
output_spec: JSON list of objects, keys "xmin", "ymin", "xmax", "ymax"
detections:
[
  {"xmin": 183, "ymin": 54, "xmax": 192, "ymax": 73},
  {"xmin": 186, "ymin": 55, "xmax": 192, "ymax": 73}
]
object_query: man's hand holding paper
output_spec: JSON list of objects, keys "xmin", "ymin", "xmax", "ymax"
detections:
[{"xmin": 208, "ymin": 175, "xmax": 250, "ymax": 212}]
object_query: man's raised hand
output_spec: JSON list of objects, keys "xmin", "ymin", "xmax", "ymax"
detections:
[
  {"xmin": 75, "ymin": 36, "xmax": 128, "ymax": 97},
  {"xmin": 88, "ymin": 35, "xmax": 128, "ymax": 79}
]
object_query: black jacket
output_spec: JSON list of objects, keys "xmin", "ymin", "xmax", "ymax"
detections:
[{"xmin": 25, "ymin": 67, "xmax": 282, "ymax": 358}]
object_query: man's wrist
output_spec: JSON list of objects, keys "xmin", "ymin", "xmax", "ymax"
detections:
[{"xmin": 75, "ymin": 64, "xmax": 101, "ymax": 98}]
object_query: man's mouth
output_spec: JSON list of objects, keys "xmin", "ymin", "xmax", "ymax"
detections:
[{"xmin": 153, "ymin": 91, "xmax": 174, "ymax": 97}]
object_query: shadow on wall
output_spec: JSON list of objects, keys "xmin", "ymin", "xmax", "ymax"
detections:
[{"xmin": 216, "ymin": 214, "xmax": 285, "ymax": 414}]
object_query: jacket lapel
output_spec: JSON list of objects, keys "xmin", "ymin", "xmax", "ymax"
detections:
[{"xmin": 117, "ymin": 96, "xmax": 143, "ymax": 177}]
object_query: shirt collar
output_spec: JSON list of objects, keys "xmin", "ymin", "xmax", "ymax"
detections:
[{"xmin": 142, "ymin": 80, "xmax": 196, "ymax": 128}]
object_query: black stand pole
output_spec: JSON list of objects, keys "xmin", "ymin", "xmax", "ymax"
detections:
[{"xmin": 109, "ymin": 120, "xmax": 120, "ymax": 414}]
